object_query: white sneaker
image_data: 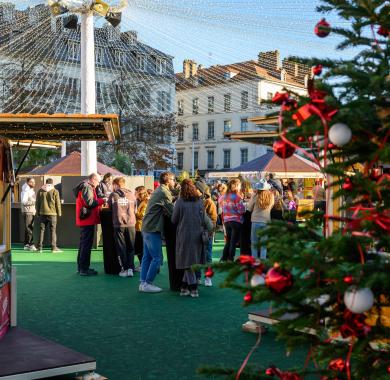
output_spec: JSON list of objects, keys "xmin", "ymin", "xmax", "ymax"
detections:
[
  {"xmin": 141, "ymin": 283, "xmax": 162, "ymax": 293},
  {"xmin": 205, "ymin": 277, "xmax": 213, "ymax": 287},
  {"xmin": 127, "ymin": 269, "xmax": 134, "ymax": 277},
  {"xmin": 29, "ymin": 245, "xmax": 38, "ymax": 252},
  {"xmin": 139, "ymin": 282, "xmax": 145, "ymax": 291},
  {"xmin": 119, "ymin": 270, "xmax": 128, "ymax": 277},
  {"xmin": 24, "ymin": 244, "xmax": 30, "ymax": 250},
  {"xmin": 197, "ymin": 278, "xmax": 202, "ymax": 286}
]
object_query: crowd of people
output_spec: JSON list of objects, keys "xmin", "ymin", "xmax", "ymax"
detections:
[{"xmin": 20, "ymin": 171, "xmax": 326, "ymax": 297}]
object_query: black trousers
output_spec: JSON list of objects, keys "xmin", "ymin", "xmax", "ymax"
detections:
[
  {"xmin": 113, "ymin": 227, "xmax": 135, "ymax": 271},
  {"xmin": 23, "ymin": 213, "xmax": 35, "ymax": 246},
  {"xmin": 77, "ymin": 225, "xmax": 95, "ymax": 272},
  {"xmin": 38, "ymin": 215, "xmax": 57, "ymax": 249},
  {"xmin": 314, "ymin": 200, "xmax": 326, "ymax": 213},
  {"xmin": 240, "ymin": 211, "xmax": 252, "ymax": 255},
  {"xmin": 134, "ymin": 231, "xmax": 143, "ymax": 264},
  {"xmin": 222, "ymin": 221, "xmax": 242, "ymax": 261}
]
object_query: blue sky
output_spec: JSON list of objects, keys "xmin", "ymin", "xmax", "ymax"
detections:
[{"xmin": 20, "ymin": 0, "xmax": 349, "ymax": 72}]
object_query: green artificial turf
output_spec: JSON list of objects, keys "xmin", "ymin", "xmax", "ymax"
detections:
[{"xmin": 12, "ymin": 237, "xmax": 306, "ymax": 380}]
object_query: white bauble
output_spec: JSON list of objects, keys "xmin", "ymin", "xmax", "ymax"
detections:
[
  {"xmin": 250, "ymin": 273, "xmax": 265, "ymax": 287},
  {"xmin": 344, "ymin": 287, "xmax": 374, "ymax": 314},
  {"xmin": 328, "ymin": 123, "xmax": 352, "ymax": 146}
]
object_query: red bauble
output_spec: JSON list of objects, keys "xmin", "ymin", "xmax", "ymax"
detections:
[
  {"xmin": 272, "ymin": 92, "xmax": 290, "ymax": 104},
  {"xmin": 342, "ymin": 177, "xmax": 353, "ymax": 191},
  {"xmin": 243, "ymin": 291, "xmax": 253, "ymax": 303},
  {"xmin": 265, "ymin": 368, "xmax": 274, "ymax": 376},
  {"xmin": 387, "ymin": 365, "xmax": 390, "ymax": 373},
  {"xmin": 314, "ymin": 18, "xmax": 331, "ymax": 38},
  {"xmin": 313, "ymin": 64, "xmax": 323, "ymax": 75},
  {"xmin": 343, "ymin": 275, "xmax": 354, "ymax": 284},
  {"xmin": 205, "ymin": 267, "xmax": 214, "ymax": 278},
  {"xmin": 265, "ymin": 267, "xmax": 293, "ymax": 294},
  {"xmin": 238, "ymin": 255, "xmax": 256, "ymax": 266},
  {"xmin": 297, "ymin": 136, "xmax": 306, "ymax": 143},
  {"xmin": 273, "ymin": 140, "xmax": 296, "ymax": 159},
  {"xmin": 378, "ymin": 26, "xmax": 389, "ymax": 37},
  {"xmin": 370, "ymin": 168, "xmax": 383, "ymax": 181},
  {"xmin": 329, "ymin": 358, "xmax": 346, "ymax": 372}
]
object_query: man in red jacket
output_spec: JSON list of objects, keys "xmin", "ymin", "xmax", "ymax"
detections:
[{"xmin": 75, "ymin": 173, "xmax": 105, "ymax": 276}]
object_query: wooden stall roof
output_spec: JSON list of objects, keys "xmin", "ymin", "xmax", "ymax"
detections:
[
  {"xmin": 0, "ymin": 113, "xmax": 120, "ymax": 142},
  {"xmin": 9, "ymin": 140, "xmax": 62, "ymax": 148},
  {"xmin": 248, "ymin": 115, "xmax": 279, "ymax": 125},
  {"xmin": 224, "ymin": 130, "xmax": 279, "ymax": 145}
]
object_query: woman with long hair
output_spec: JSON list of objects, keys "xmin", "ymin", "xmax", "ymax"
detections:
[
  {"xmin": 219, "ymin": 178, "xmax": 245, "ymax": 261},
  {"xmin": 134, "ymin": 188, "xmax": 149, "ymax": 270},
  {"xmin": 247, "ymin": 179, "xmax": 274, "ymax": 259},
  {"xmin": 171, "ymin": 179, "xmax": 205, "ymax": 297}
]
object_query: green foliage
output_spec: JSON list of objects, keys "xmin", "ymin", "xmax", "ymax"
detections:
[
  {"xmin": 110, "ymin": 152, "xmax": 133, "ymax": 175},
  {"xmin": 13, "ymin": 147, "xmax": 59, "ymax": 171},
  {"xmin": 202, "ymin": 1, "xmax": 390, "ymax": 379}
]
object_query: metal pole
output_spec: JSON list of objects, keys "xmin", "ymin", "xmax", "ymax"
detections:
[
  {"xmin": 61, "ymin": 141, "xmax": 66, "ymax": 157},
  {"xmin": 191, "ymin": 139, "xmax": 194, "ymax": 177},
  {"xmin": 80, "ymin": 11, "xmax": 97, "ymax": 176}
]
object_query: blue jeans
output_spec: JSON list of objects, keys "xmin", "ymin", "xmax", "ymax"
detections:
[
  {"xmin": 140, "ymin": 232, "xmax": 162, "ymax": 284},
  {"xmin": 251, "ymin": 222, "xmax": 267, "ymax": 259},
  {"xmin": 196, "ymin": 235, "xmax": 214, "ymax": 279}
]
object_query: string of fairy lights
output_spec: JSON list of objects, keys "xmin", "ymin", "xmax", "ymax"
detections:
[{"xmin": 0, "ymin": 0, "xmax": 353, "ymax": 119}]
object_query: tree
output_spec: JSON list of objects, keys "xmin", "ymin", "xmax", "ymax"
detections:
[{"xmin": 200, "ymin": 1, "xmax": 389, "ymax": 379}]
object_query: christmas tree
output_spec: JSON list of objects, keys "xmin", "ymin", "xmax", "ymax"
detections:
[{"xmin": 200, "ymin": 1, "xmax": 389, "ymax": 379}]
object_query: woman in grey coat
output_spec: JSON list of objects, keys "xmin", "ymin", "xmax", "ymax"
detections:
[{"xmin": 171, "ymin": 179, "xmax": 205, "ymax": 298}]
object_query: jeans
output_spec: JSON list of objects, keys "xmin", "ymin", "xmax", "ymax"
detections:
[
  {"xmin": 140, "ymin": 232, "xmax": 162, "ymax": 284},
  {"xmin": 251, "ymin": 222, "xmax": 267, "ymax": 259},
  {"xmin": 77, "ymin": 225, "xmax": 95, "ymax": 272},
  {"xmin": 113, "ymin": 227, "xmax": 135, "ymax": 271},
  {"xmin": 222, "ymin": 221, "xmax": 242, "ymax": 261},
  {"xmin": 38, "ymin": 215, "xmax": 57, "ymax": 249},
  {"xmin": 196, "ymin": 236, "xmax": 214, "ymax": 279},
  {"xmin": 23, "ymin": 213, "xmax": 35, "ymax": 246}
]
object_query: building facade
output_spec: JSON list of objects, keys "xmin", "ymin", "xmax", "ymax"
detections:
[
  {"xmin": 0, "ymin": 3, "xmax": 175, "ymax": 172},
  {"xmin": 175, "ymin": 51, "xmax": 310, "ymax": 173}
]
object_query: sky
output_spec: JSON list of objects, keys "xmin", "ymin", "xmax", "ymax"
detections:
[{"xmin": 17, "ymin": 0, "xmax": 350, "ymax": 72}]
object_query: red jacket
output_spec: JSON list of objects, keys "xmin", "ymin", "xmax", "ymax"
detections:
[{"xmin": 75, "ymin": 182, "xmax": 104, "ymax": 227}]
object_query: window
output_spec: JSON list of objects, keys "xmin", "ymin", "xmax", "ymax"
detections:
[
  {"xmin": 241, "ymin": 118, "xmax": 248, "ymax": 132},
  {"xmin": 207, "ymin": 150, "xmax": 214, "ymax": 169},
  {"xmin": 192, "ymin": 123, "xmax": 199, "ymax": 141},
  {"xmin": 68, "ymin": 41, "xmax": 79, "ymax": 60},
  {"xmin": 67, "ymin": 77, "xmax": 78, "ymax": 96},
  {"xmin": 207, "ymin": 121, "xmax": 215, "ymax": 140},
  {"xmin": 192, "ymin": 98, "xmax": 199, "ymax": 114},
  {"xmin": 135, "ymin": 125, "xmax": 144, "ymax": 140},
  {"xmin": 240, "ymin": 148, "xmax": 248, "ymax": 165},
  {"xmin": 267, "ymin": 92, "xmax": 273, "ymax": 100},
  {"xmin": 224, "ymin": 120, "xmax": 232, "ymax": 133},
  {"xmin": 115, "ymin": 50, "xmax": 125, "ymax": 65},
  {"xmin": 137, "ymin": 55, "xmax": 146, "ymax": 71},
  {"xmin": 158, "ymin": 91, "xmax": 171, "ymax": 112},
  {"xmin": 177, "ymin": 126, "xmax": 184, "ymax": 142},
  {"xmin": 177, "ymin": 99, "xmax": 184, "ymax": 116},
  {"xmin": 152, "ymin": 56, "xmax": 163, "ymax": 73},
  {"xmin": 96, "ymin": 47, "xmax": 104, "ymax": 64},
  {"xmin": 241, "ymin": 91, "xmax": 248, "ymax": 110},
  {"xmin": 160, "ymin": 59, "xmax": 167, "ymax": 74},
  {"xmin": 177, "ymin": 152, "xmax": 184, "ymax": 170},
  {"xmin": 208, "ymin": 96, "xmax": 214, "ymax": 113},
  {"xmin": 223, "ymin": 149, "xmax": 231, "ymax": 169},
  {"xmin": 96, "ymin": 81, "xmax": 102, "ymax": 102},
  {"xmin": 135, "ymin": 87, "xmax": 150, "ymax": 109},
  {"xmin": 224, "ymin": 94, "xmax": 231, "ymax": 112},
  {"xmin": 193, "ymin": 151, "xmax": 199, "ymax": 170}
]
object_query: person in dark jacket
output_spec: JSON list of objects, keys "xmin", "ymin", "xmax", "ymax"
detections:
[
  {"xmin": 108, "ymin": 177, "xmax": 136, "ymax": 278},
  {"xmin": 36, "ymin": 178, "xmax": 62, "ymax": 253},
  {"xmin": 96, "ymin": 173, "xmax": 113, "ymax": 199},
  {"xmin": 172, "ymin": 179, "xmax": 205, "ymax": 298},
  {"xmin": 75, "ymin": 173, "xmax": 105, "ymax": 276}
]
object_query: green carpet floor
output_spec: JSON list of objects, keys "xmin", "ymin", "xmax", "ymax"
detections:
[{"xmin": 12, "ymin": 238, "xmax": 306, "ymax": 380}]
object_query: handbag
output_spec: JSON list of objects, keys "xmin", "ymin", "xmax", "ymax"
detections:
[{"xmin": 200, "ymin": 207, "xmax": 214, "ymax": 245}]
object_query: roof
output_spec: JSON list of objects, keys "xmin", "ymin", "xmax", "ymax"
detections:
[
  {"xmin": 176, "ymin": 60, "xmax": 305, "ymax": 91},
  {"xmin": 231, "ymin": 151, "xmax": 321, "ymax": 176},
  {"xmin": 0, "ymin": 113, "xmax": 120, "ymax": 142},
  {"xmin": 26, "ymin": 151, "xmax": 125, "ymax": 177}
]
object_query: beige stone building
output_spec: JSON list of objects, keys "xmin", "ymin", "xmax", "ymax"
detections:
[{"xmin": 175, "ymin": 50, "xmax": 310, "ymax": 174}]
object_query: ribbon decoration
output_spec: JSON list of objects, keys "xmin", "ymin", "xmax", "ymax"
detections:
[
  {"xmin": 265, "ymin": 365, "xmax": 302, "ymax": 380},
  {"xmin": 348, "ymin": 205, "xmax": 390, "ymax": 234}
]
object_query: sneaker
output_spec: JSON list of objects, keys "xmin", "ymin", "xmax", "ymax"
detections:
[
  {"xmin": 139, "ymin": 282, "xmax": 146, "ymax": 291},
  {"xmin": 197, "ymin": 278, "xmax": 202, "ymax": 286},
  {"xmin": 190, "ymin": 290, "xmax": 199, "ymax": 298},
  {"xmin": 119, "ymin": 270, "xmax": 128, "ymax": 277},
  {"xmin": 79, "ymin": 269, "xmax": 98, "ymax": 276},
  {"xmin": 205, "ymin": 277, "xmax": 213, "ymax": 287},
  {"xmin": 127, "ymin": 269, "xmax": 134, "ymax": 277},
  {"xmin": 51, "ymin": 247, "xmax": 63, "ymax": 253},
  {"xmin": 24, "ymin": 244, "xmax": 30, "ymax": 250},
  {"xmin": 39, "ymin": 249, "xmax": 43, "ymax": 253},
  {"xmin": 180, "ymin": 288, "xmax": 190, "ymax": 296},
  {"xmin": 141, "ymin": 283, "xmax": 162, "ymax": 293},
  {"xmin": 29, "ymin": 245, "xmax": 38, "ymax": 251}
]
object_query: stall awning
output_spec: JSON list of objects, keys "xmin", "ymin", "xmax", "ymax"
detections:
[
  {"xmin": 224, "ymin": 130, "xmax": 279, "ymax": 145},
  {"xmin": 0, "ymin": 113, "xmax": 120, "ymax": 142}
]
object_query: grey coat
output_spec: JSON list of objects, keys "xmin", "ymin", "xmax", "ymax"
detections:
[{"xmin": 171, "ymin": 198, "xmax": 205, "ymax": 270}]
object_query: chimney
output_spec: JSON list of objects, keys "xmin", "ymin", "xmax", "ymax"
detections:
[
  {"xmin": 258, "ymin": 50, "xmax": 280, "ymax": 71},
  {"xmin": 183, "ymin": 59, "xmax": 197, "ymax": 79}
]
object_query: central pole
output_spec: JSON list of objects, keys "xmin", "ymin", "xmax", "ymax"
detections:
[
  {"xmin": 80, "ymin": 11, "xmax": 97, "ymax": 176},
  {"xmin": 191, "ymin": 139, "xmax": 194, "ymax": 177}
]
